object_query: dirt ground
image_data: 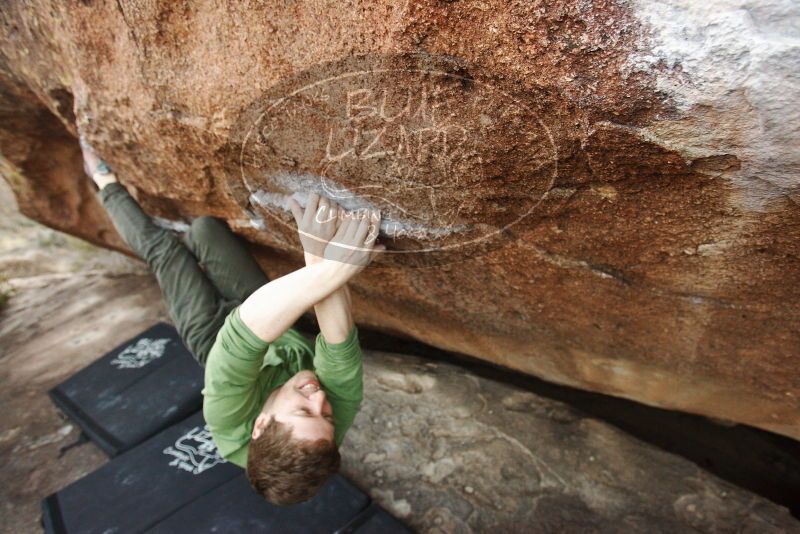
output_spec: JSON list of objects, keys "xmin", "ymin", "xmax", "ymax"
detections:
[{"xmin": 0, "ymin": 178, "xmax": 158, "ymax": 532}]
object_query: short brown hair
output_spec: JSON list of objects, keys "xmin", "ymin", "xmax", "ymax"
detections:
[{"xmin": 246, "ymin": 417, "xmax": 340, "ymax": 505}]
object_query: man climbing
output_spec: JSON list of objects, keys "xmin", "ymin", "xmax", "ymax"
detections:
[{"xmin": 80, "ymin": 137, "xmax": 384, "ymax": 505}]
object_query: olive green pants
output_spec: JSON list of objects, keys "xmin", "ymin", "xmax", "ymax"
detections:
[{"xmin": 99, "ymin": 182, "xmax": 268, "ymax": 365}]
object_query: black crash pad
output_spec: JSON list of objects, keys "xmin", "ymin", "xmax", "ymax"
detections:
[
  {"xmin": 147, "ymin": 471, "xmax": 370, "ymax": 534},
  {"xmin": 48, "ymin": 322, "xmax": 203, "ymax": 456},
  {"xmin": 42, "ymin": 412, "xmax": 241, "ymax": 534},
  {"xmin": 42, "ymin": 411, "xmax": 375, "ymax": 534}
]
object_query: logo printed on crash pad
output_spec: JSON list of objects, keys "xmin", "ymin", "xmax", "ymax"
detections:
[
  {"xmin": 163, "ymin": 425, "xmax": 226, "ymax": 475},
  {"xmin": 110, "ymin": 338, "xmax": 170, "ymax": 369}
]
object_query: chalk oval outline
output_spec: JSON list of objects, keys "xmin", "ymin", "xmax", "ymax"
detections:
[{"xmin": 237, "ymin": 64, "xmax": 558, "ymax": 254}]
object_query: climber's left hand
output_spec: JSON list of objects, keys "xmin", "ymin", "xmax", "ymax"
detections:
[{"xmin": 288, "ymin": 192, "xmax": 342, "ymax": 265}]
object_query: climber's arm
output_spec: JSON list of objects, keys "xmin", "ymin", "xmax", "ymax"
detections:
[
  {"xmin": 314, "ymin": 324, "xmax": 363, "ymax": 446},
  {"xmin": 313, "ymin": 283, "xmax": 354, "ymax": 344},
  {"xmin": 238, "ymin": 261, "xmax": 351, "ymax": 343},
  {"xmin": 288, "ymin": 192, "xmax": 374, "ymax": 344},
  {"xmin": 238, "ymin": 200, "xmax": 383, "ymax": 343}
]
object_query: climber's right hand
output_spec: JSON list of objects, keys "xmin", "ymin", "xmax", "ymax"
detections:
[{"xmin": 321, "ymin": 207, "xmax": 385, "ymax": 278}]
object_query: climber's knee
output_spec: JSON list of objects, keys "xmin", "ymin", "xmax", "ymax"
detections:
[{"xmin": 189, "ymin": 216, "xmax": 224, "ymax": 243}]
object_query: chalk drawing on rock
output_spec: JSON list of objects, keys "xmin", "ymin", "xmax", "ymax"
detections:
[{"xmin": 225, "ymin": 54, "xmax": 559, "ymax": 264}]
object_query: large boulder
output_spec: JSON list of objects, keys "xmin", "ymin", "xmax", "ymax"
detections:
[{"xmin": 0, "ymin": 1, "xmax": 798, "ymax": 439}]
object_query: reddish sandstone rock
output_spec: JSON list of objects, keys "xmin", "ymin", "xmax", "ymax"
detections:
[{"xmin": 0, "ymin": 1, "xmax": 798, "ymax": 438}]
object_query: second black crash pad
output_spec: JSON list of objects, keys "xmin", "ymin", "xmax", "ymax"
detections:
[
  {"xmin": 147, "ymin": 471, "xmax": 371, "ymax": 534},
  {"xmin": 48, "ymin": 322, "xmax": 203, "ymax": 456},
  {"xmin": 42, "ymin": 411, "xmax": 374, "ymax": 534},
  {"xmin": 42, "ymin": 412, "xmax": 240, "ymax": 534}
]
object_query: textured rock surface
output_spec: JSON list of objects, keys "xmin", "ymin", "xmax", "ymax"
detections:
[
  {"xmin": 0, "ymin": 1, "xmax": 798, "ymax": 439},
  {"xmin": 344, "ymin": 351, "xmax": 800, "ymax": 533}
]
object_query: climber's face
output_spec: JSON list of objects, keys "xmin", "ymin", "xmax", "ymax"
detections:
[{"xmin": 251, "ymin": 370, "xmax": 334, "ymax": 443}]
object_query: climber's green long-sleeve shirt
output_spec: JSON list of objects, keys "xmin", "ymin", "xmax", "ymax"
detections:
[{"xmin": 202, "ymin": 306, "xmax": 363, "ymax": 468}]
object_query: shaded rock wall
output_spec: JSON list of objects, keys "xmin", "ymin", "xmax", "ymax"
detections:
[{"xmin": 0, "ymin": 1, "xmax": 798, "ymax": 439}]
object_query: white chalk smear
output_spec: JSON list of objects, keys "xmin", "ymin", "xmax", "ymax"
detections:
[
  {"xmin": 248, "ymin": 171, "xmax": 471, "ymax": 240},
  {"xmin": 626, "ymin": 0, "xmax": 800, "ymax": 210},
  {"xmin": 153, "ymin": 217, "xmax": 191, "ymax": 233}
]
